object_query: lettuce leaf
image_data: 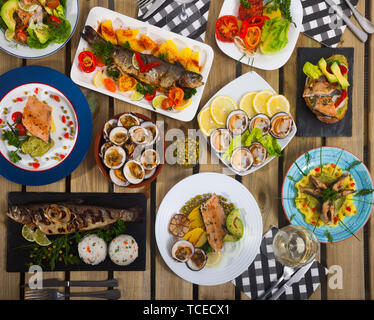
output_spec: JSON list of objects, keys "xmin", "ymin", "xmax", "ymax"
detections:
[{"xmin": 260, "ymin": 18, "xmax": 290, "ymax": 55}]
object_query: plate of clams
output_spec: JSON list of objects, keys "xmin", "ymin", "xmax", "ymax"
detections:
[
  {"xmin": 95, "ymin": 112, "xmax": 164, "ymax": 188},
  {"xmin": 198, "ymin": 71, "xmax": 297, "ymax": 176}
]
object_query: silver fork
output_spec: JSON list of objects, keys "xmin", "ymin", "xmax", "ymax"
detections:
[
  {"xmin": 25, "ymin": 289, "xmax": 121, "ymax": 300},
  {"xmin": 136, "ymin": 0, "xmax": 153, "ymax": 10},
  {"xmin": 344, "ymin": 0, "xmax": 374, "ymax": 34}
]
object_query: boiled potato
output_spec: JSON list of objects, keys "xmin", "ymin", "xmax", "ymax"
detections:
[
  {"xmin": 139, "ymin": 34, "xmax": 157, "ymax": 52},
  {"xmin": 115, "ymin": 28, "xmax": 139, "ymax": 46},
  {"xmin": 101, "ymin": 20, "xmax": 117, "ymax": 45},
  {"xmin": 178, "ymin": 47, "xmax": 193, "ymax": 68},
  {"xmin": 186, "ymin": 51, "xmax": 200, "ymax": 73},
  {"xmin": 183, "ymin": 228, "xmax": 207, "ymax": 247},
  {"xmin": 187, "ymin": 207, "xmax": 205, "ymax": 230}
]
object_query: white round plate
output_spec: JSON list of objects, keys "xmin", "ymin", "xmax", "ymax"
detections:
[
  {"xmin": 216, "ymin": 0, "xmax": 303, "ymax": 70},
  {"xmin": 0, "ymin": 83, "xmax": 78, "ymax": 171},
  {"xmin": 0, "ymin": 0, "xmax": 78, "ymax": 59},
  {"xmin": 155, "ymin": 172, "xmax": 263, "ymax": 286}
]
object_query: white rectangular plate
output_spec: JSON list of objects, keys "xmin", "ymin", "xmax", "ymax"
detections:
[
  {"xmin": 70, "ymin": 7, "xmax": 214, "ymax": 122},
  {"xmin": 216, "ymin": 0, "xmax": 303, "ymax": 70},
  {"xmin": 198, "ymin": 71, "xmax": 297, "ymax": 176}
]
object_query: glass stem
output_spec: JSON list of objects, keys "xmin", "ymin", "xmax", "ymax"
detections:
[{"xmin": 180, "ymin": 4, "xmax": 188, "ymax": 22}]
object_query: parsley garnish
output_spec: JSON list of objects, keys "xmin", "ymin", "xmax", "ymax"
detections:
[
  {"xmin": 355, "ymin": 189, "xmax": 374, "ymax": 197},
  {"xmin": 92, "ymin": 41, "xmax": 114, "ymax": 66},
  {"xmin": 346, "ymin": 160, "xmax": 362, "ymax": 172},
  {"xmin": 322, "ymin": 188, "xmax": 338, "ymax": 203},
  {"xmin": 240, "ymin": 0, "xmax": 251, "ymax": 9},
  {"xmin": 182, "ymin": 88, "xmax": 197, "ymax": 100},
  {"xmin": 106, "ymin": 68, "xmax": 120, "ymax": 79},
  {"xmin": 122, "ymin": 41, "xmax": 131, "ymax": 50}
]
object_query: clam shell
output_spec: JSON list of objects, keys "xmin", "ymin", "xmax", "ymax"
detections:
[
  {"xmin": 103, "ymin": 146, "xmax": 126, "ymax": 169},
  {"xmin": 103, "ymin": 119, "xmax": 118, "ymax": 140},
  {"xmin": 100, "ymin": 142, "xmax": 113, "ymax": 159},
  {"xmin": 129, "ymin": 126, "xmax": 151, "ymax": 145},
  {"xmin": 230, "ymin": 147, "xmax": 254, "ymax": 172},
  {"xmin": 226, "ymin": 110, "xmax": 249, "ymax": 136},
  {"xmin": 270, "ymin": 112, "xmax": 294, "ymax": 139},
  {"xmin": 249, "ymin": 114, "xmax": 270, "ymax": 135},
  {"xmin": 123, "ymin": 160, "xmax": 145, "ymax": 184},
  {"xmin": 109, "ymin": 127, "xmax": 129, "ymax": 146},
  {"xmin": 249, "ymin": 142, "xmax": 267, "ymax": 167},
  {"xmin": 186, "ymin": 248, "xmax": 207, "ymax": 271},
  {"xmin": 141, "ymin": 121, "xmax": 159, "ymax": 146},
  {"xmin": 140, "ymin": 149, "xmax": 160, "ymax": 170},
  {"xmin": 210, "ymin": 128, "xmax": 232, "ymax": 154},
  {"xmin": 171, "ymin": 240, "xmax": 194, "ymax": 263},
  {"xmin": 118, "ymin": 113, "xmax": 140, "ymax": 129},
  {"xmin": 144, "ymin": 167, "xmax": 156, "ymax": 179},
  {"xmin": 110, "ymin": 168, "xmax": 130, "ymax": 187}
]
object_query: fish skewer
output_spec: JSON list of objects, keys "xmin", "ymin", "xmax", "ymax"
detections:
[
  {"xmin": 81, "ymin": 26, "xmax": 204, "ymax": 95},
  {"xmin": 7, "ymin": 204, "xmax": 142, "ymax": 235}
]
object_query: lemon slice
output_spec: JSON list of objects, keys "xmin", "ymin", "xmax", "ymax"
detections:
[
  {"xmin": 33, "ymin": 229, "xmax": 51, "ymax": 246},
  {"xmin": 198, "ymin": 107, "xmax": 223, "ymax": 137},
  {"xmin": 253, "ymin": 90, "xmax": 275, "ymax": 115},
  {"xmin": 209, "ymin": 95, "xmax": 238, "ymax": 126},
  {"xmin": 132, "ymin": 53, "xmax": 139, "ymax": 70},
  {"xmin": 266, "ymin": 94, "xmax": 290, "ymax": 117},
  {"xmin": 206, "ymin": 251, "xmax": 222, "ymax": 267},
  {"xmin": 174, "ymin": 98, "xmax": 192, "ymax": 111},
  {"xmin": 22, "ymin": 225, "xmax": 35, "ymax": 242},
  {"xmin": 131, "ymin": 91, "xmax": 144, "ymax": 101},
  {"xmin": 239, "ymin": 91, "xmax": 258, "ymax": 118},
  {"xmin": 18, "ymin": 2, "xmax": 39, "ymax": 12},
  {"xmin": 93, "ymin": 70, "xmax": 106, "ymax": 88},
  {"xmin": 152, "ymin": 94, "xmax": 168, "ymax": 109},
  {"xmin": 5, "ymin": 29, "xmax": 14, "ymax": 42}
]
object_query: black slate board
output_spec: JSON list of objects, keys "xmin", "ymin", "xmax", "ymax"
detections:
[
  {"xmin": 296, "ymin": 47, "xmax": 354, "ymax": 137},
  {"xmin": 6, "ymin": 192, "xmax": 147, "ymax": 272}
]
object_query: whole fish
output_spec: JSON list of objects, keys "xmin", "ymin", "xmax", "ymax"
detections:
[
  {"xmin": 81, "ymin": 26, "xmax": 204, "ymax": 95},
  {"xmin": 7, "ymin": 204, "xmax": 142, "ymax": 235}
]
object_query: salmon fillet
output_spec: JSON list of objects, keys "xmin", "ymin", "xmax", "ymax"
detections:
[
  {"xmin": 303, "ymin": 77, "xmax": 339, "ymax": 97},
  {"xmin": 200, "ymin": 194, "xmax": 226, "ymax": 252},
  {"xmin": 22, "ymin": 96, "xmax": 52, "ymax": 144}
]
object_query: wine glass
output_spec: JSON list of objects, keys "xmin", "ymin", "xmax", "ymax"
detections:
[{"xmin": 167, "ymin": 0, "xmax": 201, "ymax": 27}]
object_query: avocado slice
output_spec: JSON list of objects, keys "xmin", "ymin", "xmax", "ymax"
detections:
[
  {"xmin": 33, "ymin": 24, "xmax": 50, "ymax": 44},
  {"xmin": 330, "ymin": 62, "xmax": 350, "ymax": 90},
  {"xmin": 303, "ymin": 62, "xmax": 322, "ymax": 80},
  {"xmin": 1, "ymin": 0, "xmax": 19, "ymax": 32},
  {"xmin": 226, "ymin": 209, "xmax": 244, "ymax": 239},
  {"xmin": 318, "ymin": 58, "xmax": 338, "ymax": 83},
  {"xmin": 223, "ymin": 234, "xmax": 239, "ymax": 242}
]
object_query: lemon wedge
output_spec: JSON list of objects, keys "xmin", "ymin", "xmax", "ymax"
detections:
[
  {"xmin": 253, "ymin": 90, "xmax": 275, "ymax": 115},
  {"xmin": 206, "ymin": 251, "xmax": 222, "ymax": 267},
  {"xmin": 266, "ymin": 94, "xmax": 290, "ymax": 117},
  {"xmin": 209, "ymin": 95, "xmax": 238, "ymax": 126},
  {"xmin": 174, "ymin": 98, "xmax": 193, "ymax": 111},
  {"xmin": 198, "ymin": 107, "xmax": 223, "ymax": 137},
  {"xmin": 239, "ymin": 91, "xmax": 258, "ymax": 118},
  {"xmin": 152, "ymin": 95, "xmax": 168, "ymax": 109},
  {"xmin": 22, "ymin": 225, "xmax": 35, "ymax": 242},
  {"xmin": 33, "ymin": 229, "xmax": 51, "ymax": 246},
  {"xmin": 131, "ymin": 91, "xmax": 144, "ymax": 101},
  {"xmin": 93, "ymin": 70, "xmax": 106, "ymax": 88}
]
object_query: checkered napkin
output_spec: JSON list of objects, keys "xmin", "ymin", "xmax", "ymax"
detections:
[
  {"xmin": 232, "ymin": 226, "xmax": 328, "ymax": 300},
  {"xmin": 301, "ymin": 0, "xmax": 359, "ymax": 47},
  {"xmin": 137, "ymin": 0, "xmax": 211, "ymax": 42}
]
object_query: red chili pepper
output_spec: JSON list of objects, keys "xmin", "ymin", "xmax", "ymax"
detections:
[
  {"xmin": 60, "ymin": 154, "xmax": 65, "ymax": 160},
  {"xmin": 239, "ymin": 20, "xmax": 249, "ymax": 39},
  {"xmin": 32, "ymin": 163, "xmax": 40, "ymax": 169},
  {"xmin": 49, "ymin": 15, "xmax": 61, "ymax": 25},
  {"xmin": 334, "ymin": 217, "xmax": 339, "ymax": 223},
  {"xmin": 335, "ymin": 89, "xmax": 347, "ymax": 108},
  {"xmin": 53, "ymin": 95, "xmax": 60, "ymax": 102},
  {"xmin": 346, "ymin": 206, "xmax": 352, "ymax": 212},
  {"xmin": 311, "ymin": 221, "xmax": 316, "ymax": 225},
  {"xmin": 302, "ymin": 203, "xmax": 307, "ymax": 208},
  {"xmin": 0, "ymin": 118, "xmax": 2, "ymax": 124},
  {"xmin": 331, "ymin": 163, "xmax": 335, "ymax": 168},
  {"xmin": 135, "ymin": 52, "xmax": 162, "ymax": 73},
  {"xmin": 315, "ymin": 167, "xmax": 320, "ymax": 172},
  {"xmin": 339, "ymin": 64, "xmax": 348, "ymax": 75},
  {"xmin": 312, "ymin": 208, "xmax": 317, "ymax": 213},
  {"xmin": 145, "ymin": 90, "xmax": 156, "ymax": 101},
  {"xmin": 68, "ymin": 121, "xmax": 74, "ymax": 126},
  {"xmin": 78, "ymin": 51, "xmax": 96, "ymax": 73},
  {"xmin": 64, "ymin": 133, "xmax": 70, "ymax": 139},
  {"xmin": 351, "ymin": 183, "xmax": 355, "ymax": 187},
  {"xmin": 34, "ymin": 88, "xmax": 39, "ymax": 94},
  {"xmin": 16, "ymin": 97, "xmax": 23, "ymax": 102},
  {"xmin": 61, "ymin": 116, "xmax": 66, "ymax": 124}
]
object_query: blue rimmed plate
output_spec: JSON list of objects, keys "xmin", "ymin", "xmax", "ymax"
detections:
[
  {"xmin": 0, "ymin": 65, "xmax": 92, "ymax": 186},
  {"xmin": 282, "ymin": 147, "xmax": 373, "ymax": 243}
]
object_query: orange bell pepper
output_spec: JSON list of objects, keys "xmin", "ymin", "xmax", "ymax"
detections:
[
  {"xmin": 118, "ymin": 74, "xmax": 137, "ymax": 92},
  {"xmin": 168, "ymin": 87, "xmax": 185, "ymax": 106}
]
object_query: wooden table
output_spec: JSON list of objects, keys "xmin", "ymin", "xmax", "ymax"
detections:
[{"xmin": 0, "ymin": 0, "xmax": 373, "ymax": 300}]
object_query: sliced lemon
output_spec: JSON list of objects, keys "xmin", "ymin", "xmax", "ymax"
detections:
[
  {"xmin": 33, "ymin": 229, "xmax": 51, "ymax": 246},
  {"xmin": 22, "ymin": 225, "xmax": 35, "ymax": 242},
  {"xmin": 266, "ymin": 94, "xmax": 290, "ymax": 117},
  {"xmin": 198, "ymin": 107, "xmax": 223, "ymax": 137},
  {"xmin": 253, "ymin": 90, "xmax": 275, "ymax": 115},
  {"xmin": 93, "ymin": 70, "xmax": 106, "ymax": 88},
  {"xmin": 4, "ymin": 29, "xmax": 14, "ymax": 42},
  {"xmin": 132, "ymin": 53, "xmax": 139, "ymax": 70},
  {"xmin": 209, "ymin": 95, "xmax": 238, "ymax": 126},
  {"xmin": 131, "ymin": 91, "xmax": 144, "ymax": 101},
  {"xmin": 152, "ymin": 94, "xmax": 168, "ymax": 109},
  {"xmin": 206, "ymin": 251, "xmax": 222, "ymax": 267},
  {"xmin": 174, "ymin": 98, "xmax": 192, "ymax": 111},
  {"xmin": 239, "ymin": 91, "xmax": 258, "ymax": 118}
]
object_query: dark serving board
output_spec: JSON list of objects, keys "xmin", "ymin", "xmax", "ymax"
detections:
[
  {"xmin": 296, "ymin": 47, "xmax": 354, "ymax": 137},
  {"xmin": 6, "ymin": 192, "xmax": 147, "ymax": 272}
]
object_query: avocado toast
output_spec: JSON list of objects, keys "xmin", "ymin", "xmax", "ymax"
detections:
[{"xmin": 302, "ymin": 54, "xmax": 350, "ymax": 124}]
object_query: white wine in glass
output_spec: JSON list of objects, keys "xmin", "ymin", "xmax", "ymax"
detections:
[{"xmin": 273, "ymin": 225, "xmax": 320, "ymax": 268}]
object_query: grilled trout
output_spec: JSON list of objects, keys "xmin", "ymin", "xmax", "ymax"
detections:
[
  {"xmin": 7, "ymin": 204, "xmax": 142, "ymax": 235},
  {"xmin": 200, "ymin": 194, "xmax": 226, "ymax": 252},
  {"xmin": 81, "ymin": 26, "xmax": 204, "ymax": 95}
]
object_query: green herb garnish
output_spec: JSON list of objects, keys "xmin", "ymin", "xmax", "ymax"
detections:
[
  {"xmin": 240, "ymin": 0, "xmax": 251, "ymax": 9},
  {"xmin": 355, "ymin": 189, "xmax": 374, "ymax": 197},
  {"xmin": 322, "ymin": 188, "xmax": 338, "ymax": 203},
  {"xmin": 324, "ymin": 229, "xmax": 333, "ymax": 243},
  {"xmin": 106, "ymin": 68, "xmax": 120, "ymax": 79},
  {"xmin": 92, "ymin": 41, "xmax": 114, "ymax": 66},
  {"xmin": 182, "ymin": 88, "xmax": 197, "ymax": 100},
  {"xmin": 122, "ymin": 41, "xmax": 131, "ymax": 50},
  {"xmin": 346, "ymin": 160, "xmax": 362, "ymax": 172}
]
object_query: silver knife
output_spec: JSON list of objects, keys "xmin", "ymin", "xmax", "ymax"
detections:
[
  {"xmin": 142, "ymin": 0, "xmax": 165, "ymax": 19},
  {"xmin": 268, "ymin": 260, "xmax": 314, "ymax": 300},
  {"xmin": 23, "ymin": 278, "xmax": 119, "ymax": 288},
  {"xmin": 325, "ymin": 0, "xmax": 368, "ymax": 42}
]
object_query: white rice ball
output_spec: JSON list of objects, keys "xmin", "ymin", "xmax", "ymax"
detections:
[
  {"xmin": 78, "ymin": 234, "xmax": 107, "ymax": 266},
  {"xmin": 109, "ymin": 234, "xmax": 138, "ymax": 266}
]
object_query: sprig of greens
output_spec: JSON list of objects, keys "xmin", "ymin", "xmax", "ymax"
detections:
[
  {"xmin": 240, "ymin": 0, "xmax": 251, "ymax": 9},
  {"xmin": 264, "ymin": 0, "xmax": 294, "ymax": 25},
  {"xmin": 355, "ymin": 189, "xmax": 374, "ymax": 197},
  {"xmin": 182, "ymin": 88, "xmax": 197, "ymax": 100},
  {"xmin": 92, "ymin": 41, "xmax": 114, "ymax": 66},
  {"xmin": 346, "ymin": 160, "xmax": 362, "ymax": 172}
]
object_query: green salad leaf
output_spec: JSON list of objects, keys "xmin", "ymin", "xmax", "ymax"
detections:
[{"xmin": 260, "ymin": 18, "xmax": 290, "ymax": 55}]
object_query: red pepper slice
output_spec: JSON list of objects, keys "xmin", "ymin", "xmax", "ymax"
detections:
[
  {"xmin": 49, "ymin": 15, "xmax": 61, "ymax": 25},
  {"xmin": 239, "ymin": 20, "xmax": 249, "ymax": 39},
  {"xmin": 78, "ymin": 51, "xmax": 96, "ymax": 73},
  {"xmin": 335, "ymin": 89, "xmax": 347, "ymax": 108},
  {"xmin": 339, "ymin": 64, "xmax": 348, "ymax": 75},
  {"xmin": 135, "ymin": 52, "xmax": 162, "ymax": 73}
]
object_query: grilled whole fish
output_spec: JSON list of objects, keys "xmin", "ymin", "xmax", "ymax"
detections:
[
  {"xmin": 81, "ymin": 26, "xmax": 204, "ymax": 95},
  {"xmin": 7, "ymin": 204, "xmax": 142, "ymax": 235}
]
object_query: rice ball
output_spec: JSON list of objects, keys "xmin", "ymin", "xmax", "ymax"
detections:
[
  {"xmin": 109, "ymin": 234, "xmax": 138, "ymax": 266},
  {"xmin": 78, "ymin": 234, "xmax": 107, "ymax": 266}
]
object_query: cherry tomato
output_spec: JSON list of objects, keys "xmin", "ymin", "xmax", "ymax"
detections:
[
  {"xmin": 46, "ymin": 0, "xmax": 60, "ymax": 9},
  {"xmin": 15, "ymin": 123, "xmax": 26, "ymax": 136},
  {"xmin": 145, "ymin": 90, "xmax": 156, "ymax": 101},
  {"xmin": 12, "ymin": 112, "xmax": 23, "ymax": 123}
]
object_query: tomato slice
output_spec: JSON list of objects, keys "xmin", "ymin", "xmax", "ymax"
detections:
[
  {"xmin": 46, "ymin": 0, "xmax": 60, "ymax": 9},
  {"xmin": 215, "ymin": 15, "xmax": 239, "ymax": 43},
  {"xmin": 15, "ymin": 123, "xmax": 26, "ymax": 136}
]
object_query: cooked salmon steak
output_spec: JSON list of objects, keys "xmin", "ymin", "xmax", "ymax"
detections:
[
  {"xmin": 22, "ymin": 96, "xmax": 52, "ymax": 144},
  {"xmin": 303, "ymin": 77, "xmax": 340, "ymax": 98},
  {"xmin": 200, "ymin": 194, "xmax": 226, "ymax": 252}
]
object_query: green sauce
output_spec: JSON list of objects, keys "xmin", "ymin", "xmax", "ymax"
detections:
[{"xmin": 21, "ymin": 136, "xmax": 54, "ymax": 158}]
